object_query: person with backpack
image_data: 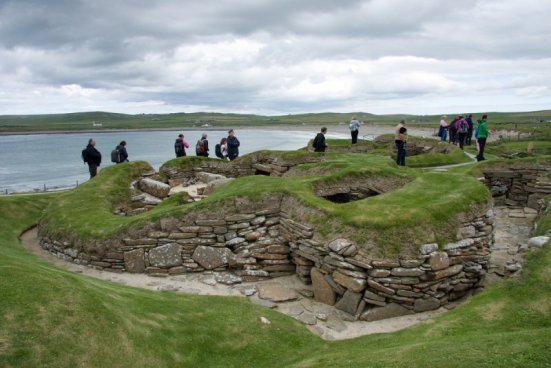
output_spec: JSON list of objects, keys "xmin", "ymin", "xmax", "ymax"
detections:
[
  {"xmin": 313, "ymin": 127, "xmax": 327, "ymax": 153},
  {"xmin": 174, "ymin": 134, "xmax": 189, "ymax": 157},
  {"xmin": 215, "ymin": 137, "xmax": 228, "ymax": 160},
  {"xmin": 476, "ymin": 115, "xmax": 489, "ymax": 161},
  {"xmin": 456, "ymin": 115, "xmax": 469, "ymax": 150},
  {"xmin": 111, "ymin": 140, "xmax": 128, "ymax": 164},
  {"xmin": 82, "ymin": 138, "xmax": 102, "ymax": 178},
  {"xmin": 227, "ymin": 129, "xmax": 240, "ymax": 161},
  {"xmin": 439, "ymin": 116, "xmax": 448, "ymax": 142},
  {"xmin": 465, "ymin": 114, "xmax": 474, "ymax": 145},
  {"xmin": 349, "ymin": 115, "xmax": 360, "ymax": 144},
  {"xmin": 196, "ymin": 133, "xmax": 209, "ymax": 157},
  {"xmin": 448, "ymin": 116, "xmax": 458, "ymax": 145},
  {"xmin": 395, "ymin": 126, "xmax": 407, "ymax": 166}
]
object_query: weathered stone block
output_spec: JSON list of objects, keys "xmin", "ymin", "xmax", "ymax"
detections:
[
  {"xmin": 148, "ymin": 243, "xmax": 182, "ymax": 268},
  {"xmin": 138, "ymin": 178, "xmax": 170, "ymax": 198},
  {"xmin": 429, "ymin": 252, "xmax": 450, "ymax": 271},
  {"xmin": 335, "ymin": 290, "xmax": 363, "ymax": 315},
  {"xmin": 192, "ymin": 246, "xmax": 234, "ymax": 270},
  {"xmin": 311, "ymin": 268, "xmax": 336, "ymax": 305},
  {"xmin": 124, "ymin": 248, "xmax": 145, "ymax": 273},
  {"xmin": 333, "ymin": 270, "xmax": 367, "ymax": 293}
]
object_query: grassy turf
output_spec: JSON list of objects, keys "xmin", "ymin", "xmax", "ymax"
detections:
[
  {"xmin": 2, "ymin": 194, "xmax": 551, "ymax": 367},
  {"xmin": 39, "ymin": 152, "xmax": 490, "ymax": 253}
]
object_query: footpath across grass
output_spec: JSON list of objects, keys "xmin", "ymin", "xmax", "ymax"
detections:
[{"xmin": 2, "ymin": 187, "xmax": 551, "ymax": 366}]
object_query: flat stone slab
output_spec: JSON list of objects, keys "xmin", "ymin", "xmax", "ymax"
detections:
[
  {"xmin": 148, "ymin": 243, "xmax": 182, "ymax": 268},
  {"xmin": 257, "ymin": 282, "xmax": 299, "ymax": 302}
]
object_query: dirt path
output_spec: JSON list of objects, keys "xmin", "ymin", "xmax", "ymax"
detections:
[{"xmin": 20, "ymin": 228, "xmax": 444, "ymax": 341}]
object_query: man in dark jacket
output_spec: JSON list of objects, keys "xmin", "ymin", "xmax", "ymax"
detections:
[
  {"xmin": 313, "ymin": 127, "xmax": 327, "ymax": 152},
  {"xmin": 83, "ymin": 138, "xmax": 102, "ymax": 178},
  {"xmin": 227, "ymin": 129, "xmax": 240, "ymax": 161}
]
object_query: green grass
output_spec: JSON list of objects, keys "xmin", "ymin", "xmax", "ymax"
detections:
[
  {"xmin": 40, "ymin": 152, "xmax": 490, "ymax": 254},
  {"xmin": 2, "ymin": 194, "xmax": 551, "ymax": 367}
]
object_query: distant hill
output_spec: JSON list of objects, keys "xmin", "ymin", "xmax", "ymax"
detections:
[{"xmin": 1, "ymin": 110, "xmax": 550, "ymax": 133}]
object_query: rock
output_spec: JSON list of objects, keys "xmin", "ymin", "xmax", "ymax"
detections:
[
  {"xmin": 124, "ymin": 248, "xmax": 145, "ymax": 273},
  {"xmin": 215, "ymin": 273, "xmax": 242, "ymax": 285},
  {"xmin": 333, "ymin": 270, "xmax": 367, "ymax": 293},
  {"xmin": 244, "ymin": 232, "xmax": 261, "ymax": 242},
  {"xmin": 414, "ymin": 297, "xmax": 441, "ymax": 312},
  {"xmin": 259, "ymin": 316, "xmax": 271, "ymax": 324},
  {"xmin": 202, "ymin": 178, "xmax": 234, "ymax": 195},
  {"xmin": 138, "ymin": 178, "xmax": 171, "ymax": 198},
  {"xmin": 390, "ymin": 267, "xmax": 424, "ymax": 277},
  {"xmin": 429, "ymin": 252, "xmax": 449, "ymax": 271},
  {"xmin": 528, "ymin": 236, "xmax": 549, "ymax": 248},
  {"xmin": 192, "ymin": 246, "xmax": 234, "ymax": 270},
  {"xmin": 328, "ymin": 239, "xmax": 353, "ymax": 254},
  {"xmin": 297, "ymin": 313, "xmax": 317, "ymax": 325},
  {"xmin": 419, "ymin": 243, "xmax": 438, "ymax": 255},
  {"xmin": 334, "ymin": 290, "xmax": 363, "ymax": 315},
  {"xmin": 148, "ymin": 243, "xmax": 182, "ymax": 268},
  {"xmin": 257, "ymin": 283, "xmax": 299, "ymax": 302},
  {"xmin": 200, "ymin": 277, "xmax": 217, "ymax": 286},
  {"xmin": 286, "ymin": 305, "xmax": 304, "ymax": 317},
  {"xmin": 326, "ymin": 315, "xmax": 347, "ymax": 332},
  {"xmin": 196, "ymin": 172, "xmax": 227, "ymax": 183},
  {"xmin": 251, "ymin": 298, "xmax": 277, "ymax": 308},
  {"xmin": 360, "ymin": 303, "xmax": 414, "ymax": 322}
]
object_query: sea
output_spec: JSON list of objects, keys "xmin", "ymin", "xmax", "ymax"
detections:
[{"xmin": 0, "ymin": 129, "xmax": 354, "ymax": 193}]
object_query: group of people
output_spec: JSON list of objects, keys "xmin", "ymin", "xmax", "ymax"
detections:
[
  {"xmin": 439, "ymin": 114, "xmax": 489, "ymax": 161},
  {"xmin": 174, "ymin": 129, "xmax": 240, "ymax": 160},
  {"xmin": 81, "ymin": 129, "xmax": 242, "ymax": 179}
]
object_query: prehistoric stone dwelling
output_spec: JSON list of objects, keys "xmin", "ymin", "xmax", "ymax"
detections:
[{"xmin": 38, "ymin": 149, "xmax": 551, "ymax": 322}]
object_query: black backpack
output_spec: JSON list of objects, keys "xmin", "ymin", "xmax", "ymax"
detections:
[
  {"xmin": 175, "ymin": 139, "xmax": 184, "ymax": 154},
  {"xmin": 215, "ymin": 144, "xmax": 222, "ymax": 158},
  {"xmin": 82, "ymin": 148, "xmax": 88, "ymax": 164},
  {"xmin": 111, "ymin": 148, "xmax": 120, "ymax": 163}
]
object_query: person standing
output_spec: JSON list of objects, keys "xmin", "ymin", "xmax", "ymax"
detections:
[
  {"xmin": 174, "ymin": 134, "xmax": 189, "ymax": 157},
  {"xmin": 465, "ymin": 114, "xmax": 474, "ymax": 145},
  {"xmin": 439, "ymin": 116, "xmax": 448, "ymax": 142},
  {"xmin": 448, "ymin": 116, "xmax": 458, "ymax": 144},
  {"xmin": 227, "ymin": 129, "xmax": 240, "ymax": 161},
  {"xmin": 196, "ymin": 133, "xmax": 209, "ymax": 157},
  {"xmin": 349, "ymin": 115, "xmax": 360, "ymax": 144},
  {"xmin": 115, "ymin": 141, "xmax": 129, "ymax": 163},
  {"xmin": 476, "ymin": 115, "xmax": 489, "ymax": 161},
  {"xmin": 395, "ymin": 126, "xmax": 407, "ymax": 166},
  {"xmin": 82, "ymin": 138, "xmax": 102, "ymax": 178},
  {"xmin": 456, "ymin": 115, "xmax": 469, "ymax": 150},
  {"xmin": 313, "ymin": 127, "xmax": 328, "ymax": 153}
]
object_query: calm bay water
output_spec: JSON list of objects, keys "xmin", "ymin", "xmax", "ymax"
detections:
[{"xmin": 0, "ymin": 129, "xmax": 349, "ymax": 193}]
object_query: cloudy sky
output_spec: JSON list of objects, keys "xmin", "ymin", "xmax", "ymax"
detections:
[{"xmin": 1, "ymin": 0, "xmax": 550, "ymax": 115}]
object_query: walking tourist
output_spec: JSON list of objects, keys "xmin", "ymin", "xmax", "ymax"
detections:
[
  {"xmin": 395, "ymin": 126, "xmax": 407, "ymax": 166},
  {"xmin": 456, "ymin": 115, "xmax": 469, "ymax": 150},
  {"xmin": 196, "ymin": 133, "xmax": 209, "ymax": 157},
  {"xmin": 465, "ymin": 114, "xmax": 474, "ymax": 145},
  {"xmin": 349, "ymin": 115, "xmax": 360, "ymax": 144},
  {"xmin": 227, "ymin": 129, "xmax": 240, "ymax": 161},
  {"xmin": 439, "ymin": 116, "xmax": 448, "ymax": 142},
  {"xmin": 115, "ymin": 141, "xmax": 129, "ymax": 163},
  {"xmin": 313, "ymin": 127, "xmax": 327, "ymax": 153},
  {"xmin": 174, "ymin": 134, "xmax": 189, "ymax": 157},
  {"xmin": 82, "ymin": 138, "xmax": 102, "ymax": 178},
  {"xmin": 476, "ymin": 115, "xmax": 489, "ymax": 161}
]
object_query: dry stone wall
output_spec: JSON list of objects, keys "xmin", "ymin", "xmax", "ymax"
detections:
[
  {"xmin": 483, "ymin": 164, "xmax": 551, "ymax": 210},
  {"xmin": 39, "ymin": 196, "xmax": 493, "ymax": 320}
]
